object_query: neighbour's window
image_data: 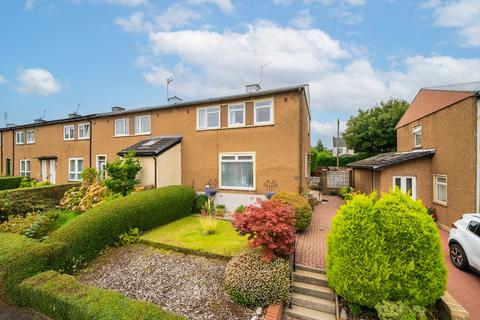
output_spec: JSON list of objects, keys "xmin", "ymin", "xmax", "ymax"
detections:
[
  {"xmin": 15, "ymin": 131, "xmax": 25, "ymax": 144},
  {"xmin": 63, "ymin": 125, "xmax": 74, "ymax": 140},
  {"xmin": 19, "ymin": 159, "xmax": 30, "ymax": 177},
  {"xmin": 78, "ymin": 123, "xmax": 90, "ymax": 139},
  {"xmin": 115, "ymin": 118, "xmax": 129, "ymax": 136},
  {"xmin": 392, "ymin": 176, "xmax": 416, "ymax": 199},
  {"xmin": 197, "ymin": 106, "xmax": 220, "ymax": 129},
  {"xmin": 228, "ymin": 104, "xmax": 245, "ymax": 127},
  {"xmin": 434, "ymin": 174, "xmax": 447, "ymax": 205},
  {"xmin": 413, "ymin": 125, "xmax": 422, "ymax": 148},
  {"xmin": 219, "ymin": 153, "xmax": 255, "ymax": 190},
  {"xmin": 69, "ymin": 158, "xmax": 84, "ymax": 181},
  {"xmin": 134, "ymin": 115, "xmax": 151, "ymax": 135},
  {"xmin": 26, "ymin": 130, "xmax": 35, "ymax": 144},
  {"xmin": 254, "ymin": 100, "xmax": 273, "ymax": 125}
]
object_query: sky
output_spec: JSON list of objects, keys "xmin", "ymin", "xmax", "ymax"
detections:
[{"xmin": 1, "ymin": 0, "xmax": 480, "ymax": 147}]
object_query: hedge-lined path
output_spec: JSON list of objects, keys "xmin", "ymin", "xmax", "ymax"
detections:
[
  {"xmin": 439, "ymin": 229, "xmax": 480, "ymax": 320},
  {"xmin": 295, "ymin": 195, "xmax": 342, "ymax": 269},
  {"xmin": 0, "ymin": 300, "xmax": 50, "ymax": 320}
]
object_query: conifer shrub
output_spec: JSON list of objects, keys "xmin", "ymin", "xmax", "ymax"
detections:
[
  {"xmin": 326, "ymin": 190, "xmax": 447, "ymax": 308},
  {"xmin": 272, "ymin": 191, "xmax": 312, "ymax": 232}
]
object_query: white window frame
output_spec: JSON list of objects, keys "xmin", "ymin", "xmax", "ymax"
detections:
[
  {"xmin": 392, "ymin": 176, "xmax": 417, "ymax": 200},
  {"xmin": 96, "ymin": 154, "xmax": 107, "ymax": 179},
  {"xmin": 115, "ymin": 118, "xmax": 129, "ymax": 136},
  {"xmin": 413, "ymin": 124, "xmax": 422, "ymax": 148},
  {"xmin": 254, "ymin": 98, "xmax": 274, "ymax": 125},
  {"xmin": 16, "ymin": 131, "xmax": 25, "ymax": 145},
  {"xmin": 26, "ymin": 130, "xmax": 35, "ymax": 144},
  {"xmin": 63, "ymin": 125, "xmax": 75, "ymax": 141},
  {"xmin": 197, "ymin": 106, "xmax": 221, "ymax": 130},
  {"xmin": 19, "ymin": 159, "xmax": 30, "ymax": 177},
  {"xmin": 134, "ymin": 115, "xmax": 151, "ymax": 135},
  {"xmin": 219, "ymin": 152, "xmax": 256, "ymax": 191},
  {"xmin": 68, "ymin": 158, "xmax": 84, "ymax": 182},
  {"xmin": 228, "ymin": 103, "xmax": 246, "ymax": 127},
  {"xmin": 434, "ymin": 174, "xmax": 448, "ymax": 206},
  {"xmin": 78, "ymin": 123, "xmax": 90, "ymax": 140}
]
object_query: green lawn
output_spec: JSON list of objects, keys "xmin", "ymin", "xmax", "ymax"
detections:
[{"xmin": 140, "ymin": 216, "xmax": 249, "ymax": 258}]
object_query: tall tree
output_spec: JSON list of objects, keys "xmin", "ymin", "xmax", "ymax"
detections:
[
  {"xmin": 315, "ymin": 139, "xmax": 326, "ymax": 151},
  {"xmin": 343, "ymin": 99, "xmax": 409, "ymax": 155}
]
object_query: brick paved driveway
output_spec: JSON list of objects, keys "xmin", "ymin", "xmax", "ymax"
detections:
[
  {"xmin": 439, "ymin": 229, "xmax": 480, "ymax": 320},
  {"xmin": 295, "ymin": 195, "xmax": 342, "ymax": 269}
]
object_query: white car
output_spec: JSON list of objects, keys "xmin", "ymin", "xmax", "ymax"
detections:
[{"xmin": 449, "ymin": 213, "xmax": 480, "ymax": 273}]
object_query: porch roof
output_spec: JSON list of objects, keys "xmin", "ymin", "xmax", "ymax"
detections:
[
  {"xmin": 348, "ymin": 149, "xmax": 435, "ymax": 170},
  {"xmin": 117, "ymin": 136, "xmax": 182, "ymax": 157}
]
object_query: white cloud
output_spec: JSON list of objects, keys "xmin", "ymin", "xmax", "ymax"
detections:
[
  {"xmin": 289, "ymin": 9, "xmax": 314, "ymax": 29},
  {"xmin": 424, "ymin": 0, "xmax": 480, "ymax": 46},
  {"xmin": 0, "ymin": 75, "xmax": 6, "ymax": 85},
  {"xmin": 187, "ymin": 0, "xmax": 234, "ymax": 13},
  {"xmin": 116, "ymin": 11, "xmax": 149, "ymax": 32},
  {"xmin": 17, "ymin": 68, "xmax": 62, "ymax": 96},
  {"xmin": 311, "ymin": 120, "xmax": 347, "ymax": 146},
  {"xmin": 25, "ymin": 0, "xmax": 37, "ymax": 10},
  {"xmin": 154, "ymin": 4, "xmax": 201, "ymax": 31},
  {"xmin": 306, "ymin": 0, "xmax": 366, "ymax": 7},
  {"xmin": 271, "ymin": 0, "xmax": 292, "ymax": 5},
  {"xmin": 104, "ymin": 0, "xmax": 147, "ymax": 6}
]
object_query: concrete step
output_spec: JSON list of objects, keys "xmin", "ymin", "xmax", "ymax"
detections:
[
  {"xmin": 295, "ymin": 264, "xmax": 326, "ymax": 274},
  {"xmin": 291, "ymin": 293, "xmax": 336, "ymax": 314},
  {"xmin": 293, "ymin": 269, "xmax": 329, "ymax": 286},
  {"xmin": 284, "ymin": 305, "xmax": 336, "ymax": 320},
  {"xmin": 292, "ymin": 281, "xmax": 334, "ymax": 300}
]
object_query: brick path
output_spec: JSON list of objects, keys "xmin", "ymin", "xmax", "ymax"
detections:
[
  {"xmin": 295, "ymin": 195, "xmax": 342, "ymax": 269},
  {"xmin": 439, "ymin": 229, "xmax": 480, "ymax": 320}
]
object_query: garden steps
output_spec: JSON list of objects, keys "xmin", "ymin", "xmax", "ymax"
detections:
[{"xmin": 285, "ymin": 265, "xmax": 337, "ymax": 320}]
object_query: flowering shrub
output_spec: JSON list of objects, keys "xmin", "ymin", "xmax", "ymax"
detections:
[
  {"xmin": 234, "ymin": 199, "xmax": 296, "ymax": 261},
  {"xmin": 104, "ymin": 151, "xmax": 141, "ymax": 196},
  {"xmin": 224, "ymin": 250, "xmax": 290, "ymax": 308},
  {"xmin": 272, "ymin": 191, "xmax": 312, "ymax": 232}
]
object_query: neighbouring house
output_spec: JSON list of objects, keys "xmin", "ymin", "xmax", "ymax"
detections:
[
  {"xmin": 332, "ymin": 136, "xmax": 354, "ymax": 156},
  {"xmin": 0, "ymin": 85, "xmax": 311, "ymax": 211},
  {"xmin": 349, "ymin": 82, "xmax": 480, "ymax": 230}
]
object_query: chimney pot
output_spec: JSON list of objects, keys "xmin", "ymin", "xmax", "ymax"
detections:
[{"xmin": 112, "ymin": 106, "xmax": 125, "ymax": 113}]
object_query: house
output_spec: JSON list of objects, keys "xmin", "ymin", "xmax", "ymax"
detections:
[
  {"xmin": 349, "ymin": 82, "xmax": 480, "ymax": 230},
  {"xmin": 332, "ymin": 136, "xmax": 354, "ymax": 156},
  {"xmin": 0, "ymin": 85, "xmax": 311, "ymax": 211}
]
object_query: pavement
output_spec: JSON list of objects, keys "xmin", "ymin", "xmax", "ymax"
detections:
[{"xmin": 439, "ymin": 229, "xmax": 480, "ymax": 320}]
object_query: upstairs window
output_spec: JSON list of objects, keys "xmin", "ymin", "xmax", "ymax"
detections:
[
  {"xmin": 26, "ymin": 130, "xmax": 35, "ymax": 144},
  {"xmin": 228, "ymin": 104, "xmax": 245, "ymax": 127},
  {"xmin": 219, "ymin": 153, "xmax": 255, "ymax": 190},
  {"xmin": 64, "ymin": 125, "xmax": 74, "ymax": 141},
  {"xmin": 413, "ymin": 125, "xmax": 422, "ymax": 148},
  {"xmin": 254, "ymin": 100, "xmax": 274, "ymax": 125},
  {"xmin": 69, "ymin": 158, "xmax": 84, "ymax": 181},
  {"xmin": 15, "ymin": 131, "xmax": 25, "ymax": 144},
  {"xmin": 434, "ymin": 174, "xmax": 447, "ymax": 205},
  {"xmin": 78, "ymin": 123, "xmax": 90, "ymax": 139},
  {"xmin": 134, "ymin": 115, "xmax": 151, "ymax": 135},
  {"xmin": 197, "ymin": 106, "xmax": 220, "ymax": 129},
  {"xmin": 115, "ymin": 118, "xmax": 129, "ymax": 136}
]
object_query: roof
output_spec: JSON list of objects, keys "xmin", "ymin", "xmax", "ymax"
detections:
[
  {"xmin": 396, "ymin": 81, "xmax": 480, "ymax": 129},
  {"xmin": 332, "ymin": 136, "xmax": 346, "ymax": 148},
  {"xmin": 348, "ymin": 149, "xmax": 435, "ymax": 170},
  {"xmin": 117, "ymin": 136, "xmax": 182, "ymax": 157},
  {"xmin": 0, "ymin": 84, "xmax": 309, "ymax": 132}
]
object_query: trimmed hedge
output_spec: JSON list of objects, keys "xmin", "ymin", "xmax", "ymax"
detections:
[
  {"xmin": 0, "ymin": 177, "xmax": 23, "ymax": 191},
  {"xmin": 1, "ymin": 185, "xmax": 195, "ymax": 320},
  {"xmin": 18, "ymin": 271, "xmax": 185, "ymax": 320},
  {"xmin": 272, "ymin": 191, "xmax": 312, "ymax": 232},
  {"xmin": 326, "ymin": 190, "xmax": 447, "ymax": 308},
  {"xmin": 0, "ymin": 183, "xmax": 80, "ymax": 219}
]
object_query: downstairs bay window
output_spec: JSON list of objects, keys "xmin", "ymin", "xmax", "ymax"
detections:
[{"xmin": 219, "ymin": 153, "xmax": 255, "ymax": 190}]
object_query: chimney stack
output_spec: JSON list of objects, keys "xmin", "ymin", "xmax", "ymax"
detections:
[
  {"xmin": 112, "ymin": 106, "xmax": 125, "ymax": 113},
  {"xmin": 246, "ymin": 83, "xmax": 261, "ymax": 93},
  {"xmin": 68, "ymin": 112, "xmax": 81, "ymax": 119},
  {"xmin": 167, "ymin": 96, "xmax": 183, "ymax": 104}
]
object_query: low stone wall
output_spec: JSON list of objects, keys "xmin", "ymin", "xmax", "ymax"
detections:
[
  {"xmin": 264, "ymin": 303, "xmax": 283, "ymax": 320},
  {"xmin": 437, "ymin": 291, "xmax": 469, "ymax": 320}
]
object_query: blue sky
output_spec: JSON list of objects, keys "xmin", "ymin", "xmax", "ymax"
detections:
[{"xmin": 1, "ymin": 0, "xmax": 480, "ymax": 147}]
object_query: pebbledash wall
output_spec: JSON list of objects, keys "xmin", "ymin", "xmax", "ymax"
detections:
[{"xmin": 0, "ymin": 85, "xmax": 311, "ymax": 210}]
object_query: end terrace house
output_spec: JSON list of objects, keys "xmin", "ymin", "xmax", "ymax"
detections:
[
  {"xmin": 0, "ymin": 85, "xmax": 312, "ymax": 211},
  {"xmin": 349, "ymin": 82, "xmax": 480, "ymax": 230}
]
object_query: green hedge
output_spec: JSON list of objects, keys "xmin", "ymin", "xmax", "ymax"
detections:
[
  {"xmin": 0, "ymin": 183, "xmax": 80, "ymax": 219},
  {"xmin": 18, "ymin": 271, "xmax": 185, "ymax": 320},
  {"xmin": 1, "ymin": 185, "xmax": 195, "ymax": 320},
  {"xmin": 312, "ymin": 151, "xmax": 368, "ymax": 171},
  {"xmin": 0, "ymin": 177, "xmax": 23, "ymax": 191}
]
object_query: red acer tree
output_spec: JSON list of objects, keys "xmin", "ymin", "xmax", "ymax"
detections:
[{"xmin": 234, "ymin": 199, "xmax": 296, "ymax": 261}]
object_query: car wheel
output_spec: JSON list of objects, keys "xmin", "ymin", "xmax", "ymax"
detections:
[{"xmin": 450, "ymin": 243, "xmax": 469, "ymax": 271}]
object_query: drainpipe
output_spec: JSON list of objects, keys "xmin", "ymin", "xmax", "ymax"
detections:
[
  {"xmin": 0, "ymin": 132, "xmax": 3, "ymax": 175},
  {"xmin": 476, "ymin": 99, "xmax": 480, "ymax": 212},
  {"xmin": 89, "ymin": 119, "xmax": 93, "ymax": 168},
  {"xmin": 298, "ymin": 88, "xmax": 304, "ymax": 193},
  {"xmin": 154, "ymin": 156, "xmax": 158, "ymax": 188},
  {"xmin": 12, "ymin": 131, "xmax": 15, "ymax": 176},
  {"xmin": 371, "ymin": 170, "xmax": 375, "ymax": 192}
]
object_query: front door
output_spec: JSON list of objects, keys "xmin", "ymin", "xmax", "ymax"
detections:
[
  {"xmin": 41, "ymin": 160, "xmax": 48, "ymax": 181},
  {"xmin": 392, "ymin": 176, "xmax": 416, "ymax": 200},
  {"xmin": 49, "ymin": 160, "xmax": 56, "ymax": 184},
  {"xmin": 6, "ymin": 159, "xmax": 10, "ymax": 176},
  {"xmin": 97, "ymin": 155, "xmax": 107, "ymax": 179}
]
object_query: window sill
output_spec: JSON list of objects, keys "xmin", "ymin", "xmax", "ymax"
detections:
[
  {"xmin": 134, "ymin": 132, "xmax": 151, "ymax": 136},
  {"xmin": 433, "ymin": 200, "xmax": 448, "ymax": 207},
  {"xmin": 78, "ymin": 137, "xmax": 90, "ymax": 140},
  {"xmin": 196, "ymin": 123, "xmax": 274, "ymax": 132},
  {"xmin": 114, "ymin": 134, "xmax": 130, "ymax": 138},
  {"xmin": 63, "ymin": 139, "xmax": 74, "ymax": 141},
  {"xmin": 218, "ymin": 186, "xmax": 256, "ymax": 192},
  {"xmin": 253, "ymin": 121, "xmax": 275, "ymax": 126}
]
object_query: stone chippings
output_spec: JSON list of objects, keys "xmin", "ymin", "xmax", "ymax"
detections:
[{"xmin": 77, "ymin": 244, "xmax": 253, "ymax": 320}]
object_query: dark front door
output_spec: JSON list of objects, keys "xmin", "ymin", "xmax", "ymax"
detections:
[{"xmin": 6, "ymin": 159, "xmax": 11, "ymax": 176}]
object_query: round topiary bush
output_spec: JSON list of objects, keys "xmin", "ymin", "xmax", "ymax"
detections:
[
  {"xmin": 326, "ymin": 190, "xmax": 447, "ymax": 308},
  {"xmin": 272, "ymin": 191, "xmax": 312, "ymax": 232},
  {"xmin": 224, "ymin": 250, "xmax": 290, "ymax": 308}
]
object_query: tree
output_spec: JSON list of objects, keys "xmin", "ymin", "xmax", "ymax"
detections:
[
  {"xmin": 343, "ymin": 99, "xmax": 408, "ymax": 155},
  {"xmin": 104, "ymin": 151, "xmax": 142, "ymax": 195},
  {"xmin": 315, "ymin": 139, "xmax": 326, "ymax": 151}
]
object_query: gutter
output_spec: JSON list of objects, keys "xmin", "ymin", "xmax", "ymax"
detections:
[{"xmin": 476, "ymin": 98, "xmax": 480, "ymax": 212}]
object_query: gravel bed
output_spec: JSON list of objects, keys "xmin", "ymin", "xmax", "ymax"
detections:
[{"xmin": 77, "ymin": 244, "xmax": 253, "ymax": 320}]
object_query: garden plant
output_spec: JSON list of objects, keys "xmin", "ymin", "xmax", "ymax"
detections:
[{"xmin": 272, "ymin": 191, "xmax": 312, "ymax": 232}]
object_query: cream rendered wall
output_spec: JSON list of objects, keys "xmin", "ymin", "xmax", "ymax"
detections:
[
  {"xmin": 137, "ymin": 157, "xmax": 155, "ymax": 187},
  {"xmin": 156, "ymin": 143, "xmax": 182, "ymax": 187}
]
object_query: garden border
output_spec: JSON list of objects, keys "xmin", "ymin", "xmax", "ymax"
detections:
[{"xmin": 139, "ymin": 239, "xmax": 232, "ymax": 261}]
